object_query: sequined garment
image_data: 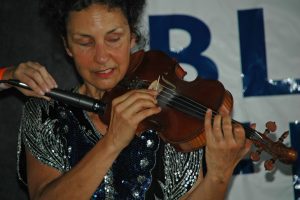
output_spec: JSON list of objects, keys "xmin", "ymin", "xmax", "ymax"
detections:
[{"xmin": 17, "ymin": 98, "xmax": 203, "ymax": 199}]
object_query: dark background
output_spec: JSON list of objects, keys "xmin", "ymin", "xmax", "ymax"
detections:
[{"xmin": 0, "ymin": 0, "xmax": 79, "ymax": 199}]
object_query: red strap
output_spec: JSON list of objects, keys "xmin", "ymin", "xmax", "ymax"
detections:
[{"xmin": 0, "ymin": 67, "xmax": 8, "ymax": 80}]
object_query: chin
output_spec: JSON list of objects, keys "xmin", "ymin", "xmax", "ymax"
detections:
[{"xmin": 94, "ymin": 80, "xmax": 119, "ymax": 91}]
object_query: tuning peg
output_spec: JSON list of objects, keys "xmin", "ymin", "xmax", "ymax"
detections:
[
  {"xmin": 278, "ymin": 131, "xmax": 289, "ymax": 143},
  {"xmin": 250, "ymin": 151, "xmax": 260, "ymax": 161},
  {"xmin": 264, "ymin": 158, "xmax": 276, "ymax": 171},
  {"xmin": 265, "ymin": 121, "xmax": 277, "ymax": 132},
  {"xmin": 250, "ymin": 147, "xmax": 263, "ymax": 162}
]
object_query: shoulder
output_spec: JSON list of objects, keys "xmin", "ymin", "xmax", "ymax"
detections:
[
  {"xmin": 22, "ymin": 97, "xmax": 75, "ymax": 123},
  {"xmin": 19, "ymin": 98, "xmax": 74, "ymax": 174},
  {"xmin": 23, "ymin": 97, "xmax": 53, "ymax": 115},
  {"xmin": 20, "ymin": 97, "xmax": 78, "ymax": 145}
]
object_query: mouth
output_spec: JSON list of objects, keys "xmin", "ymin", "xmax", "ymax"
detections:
[{"xmin": 95, "ymin": 68, "xmax": 115, "ymax": 79}]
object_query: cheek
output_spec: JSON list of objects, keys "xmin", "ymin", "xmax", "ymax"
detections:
[
  {"xmin": 73, "ymin": 50, "xmax": 93, "ymax": 68},
  {"xmin": 71, "ymin": 50, "xmax": 95, "ymax": 79},
  {"xmin": 115, "ymin": 51, "xmax": 130, "ymax": 73}
]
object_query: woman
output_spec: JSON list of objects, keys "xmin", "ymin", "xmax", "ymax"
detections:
[{"xmin": 17, "ymin": 0, "xmax": 252, "ymax": 199}]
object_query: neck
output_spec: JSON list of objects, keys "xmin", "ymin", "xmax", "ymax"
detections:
[{"xmin": 78, "ymin": 84, "xmax": 105, "ymax": 100}]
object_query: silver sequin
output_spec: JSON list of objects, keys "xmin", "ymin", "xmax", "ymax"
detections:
[
  {"xmin": 159, "ymin": 144, "xmax": 203, "ymax": 200},
  {"xmin": 146, "ymin": 139, "xmax": 154, "ymax": 148},
  {"xmin": 140, "ymin": 158, "xmax": 149, "ymax": 168}
]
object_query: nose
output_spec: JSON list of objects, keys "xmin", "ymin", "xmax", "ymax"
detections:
[{"xmin": 94, "ymin": 43, "xmax": 109, "ymax": 64}]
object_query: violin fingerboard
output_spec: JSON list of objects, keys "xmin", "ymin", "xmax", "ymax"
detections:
[{"xmin": 120, "ymin": 77, "xmax": 150, "ymax": 90}]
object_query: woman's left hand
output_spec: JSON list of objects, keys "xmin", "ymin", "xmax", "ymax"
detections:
[{"xmin": 204, "ymin": 108, "xmax": 253, "ymax": 183}]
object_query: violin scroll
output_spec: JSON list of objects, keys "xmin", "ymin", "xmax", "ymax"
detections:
[{"xmin": 250, "ymin": 121, "xmax": 298, "ymax": 171}]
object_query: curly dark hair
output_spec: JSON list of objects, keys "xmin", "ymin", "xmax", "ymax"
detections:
[{"xmin": 39, "ymin": 0, "xmax": 146, "ymax": 43}]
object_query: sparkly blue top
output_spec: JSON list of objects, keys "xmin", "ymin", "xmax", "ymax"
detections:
[{"xmin": 17, "ymin": 98, "xmax": 203, "ymax": 199}]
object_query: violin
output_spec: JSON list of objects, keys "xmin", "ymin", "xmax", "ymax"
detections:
[{"xmin": 100, "ymin": 50, "xmax": 297, "ymax": 171}]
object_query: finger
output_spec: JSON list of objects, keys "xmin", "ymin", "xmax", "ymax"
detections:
[
  {"xmin": 222, "ymin": 115, "xmax": 234, "ymax": 141},
  {"xmin": 130, "ymin": 98, "xmax": 158, "ymax": 113},
  {"xmin": 14, "ymin": 63, "xmax": 48, "ymax": 94},
  {"xmin": 49, "ymin": 75, "xmax": 58, "ymax": 88},
  {"xmin": 129, "ymin": 103, "xmax": 161, "ymax": 124},
  {"xmin": 117, "ymin": 97, "xmax": 159, "ymax": 120},
  {"xmin": 232, "ymin": 124, "xmax": 246, "ymax": 146},
  {"xmin": 218, "ymin": 104, "xmax": 230, "ymax": 116},
  {"xmin": 17, "ymin": 75, "xmax": 45, "ymax": 96},
  {"xmin": 238, "ymin": 138, "xmax": 253, "ymax": 159},
  {"xmin": 204, "ymin": 109, "xmax": 214, "ymax": 143},
  {"xmin": 212, "ymin": 113, "xmax": 224, "ymax": 142},
  {"xmin": 244, "ymin": 139, "xmax": 253, "ymax": 151},
  {"xmin": 113, "ymin": 90, "xmax": 158, "ymax": 110},
  {"xmin": 26, "ymin": 63, "xmax": 54, "ymax": 92},
  {"xmin": 32, "ymin": 63, "xmax": 57, "ymax": 89}
]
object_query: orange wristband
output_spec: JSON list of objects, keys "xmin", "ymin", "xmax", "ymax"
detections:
[{"xmin": 0, "ymin": 67, "xmax": 8, "ymax": 80}]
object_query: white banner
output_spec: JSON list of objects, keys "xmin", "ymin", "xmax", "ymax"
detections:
[{"xmin": 144, "ymin": 0, "xmax": 300, "ymax": 199}]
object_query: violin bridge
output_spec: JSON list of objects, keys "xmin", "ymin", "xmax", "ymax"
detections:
[
  {"xmin": 148, "ymin": 75, "xmax": 163, "ymax": 92},
  {"xmin": 156, "ymin": 75, "xmax": 161, "ymax": 91}
]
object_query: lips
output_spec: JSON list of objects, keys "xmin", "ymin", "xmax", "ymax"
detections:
[{"xmin": 95, "ymin": 68, "xmax": 115, "ymax": 78}]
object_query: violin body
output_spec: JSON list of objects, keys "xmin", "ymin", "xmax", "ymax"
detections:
[
  {"xmin": 102, "ymin": 50, "xmax": 233, "ymax": 152},
  {"xmin": 101, "ymin": 50, "xmax": 297, "ymax": 168}
]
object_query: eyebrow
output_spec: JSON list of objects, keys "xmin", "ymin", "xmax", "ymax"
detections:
[
  {"xmin": 107, "ymin": 27, "xmax": 121, "ymax": 34},
  {"xmin": 72, "ymin": 27, "xmax": 123, "ymax": 38},
  {"xmin": 72, "ymin": 33, "xmax": 91, "ymax": 38}
]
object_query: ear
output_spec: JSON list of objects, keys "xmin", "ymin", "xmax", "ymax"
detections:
[
  {"xmin": 130, "ymin": 34, "xmax": 137, "ymax": 49},
  {"xmin": 62, "ymin": 36, "xmax": 73, "ymax": 57}
]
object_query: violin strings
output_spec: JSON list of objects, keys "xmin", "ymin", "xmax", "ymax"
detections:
[
  {"xmin": 156, "ymin": 83, "xmax": 267, "ymax": 144},
  {"xmin": 158, "ymin": 88, "xmax": 266, "ymax": 143}
]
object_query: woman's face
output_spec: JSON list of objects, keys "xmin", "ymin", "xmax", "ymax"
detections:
[{"xmin": 65, "ymin": 4, "xmax": 135, "ymax": 93}]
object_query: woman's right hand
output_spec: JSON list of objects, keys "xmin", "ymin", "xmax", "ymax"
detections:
[
  {"xmin": 3, "ymin": 62, "xmax": 57, "ymax": 98},
  {"xmin": 105, "ymin": 89, "xmax": 161, "ymax": 151}
]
